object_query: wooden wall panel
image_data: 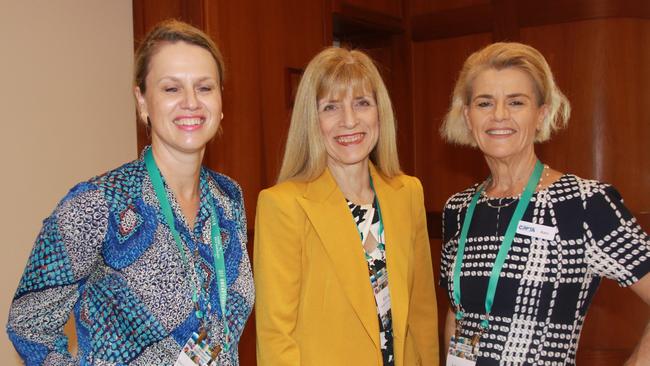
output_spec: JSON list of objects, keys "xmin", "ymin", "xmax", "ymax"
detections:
[
  {"xmin": 520, "ymin": 18, "xmax": 650, "ymax": 364},
  {"xmin": 203, "ymin": 0, "xmax": 263, "ymax": 226},
  {"xmin": 522, "ymin": 18, "xmax": 650, "ymax": 213},
  {"xmin": 411, "ymin": 33, "xmax": 492, "ymax": 211},
  {"xmin": 334, "ymin": 0, "xmax": 404, "ymax": 19},
  {"xmin": 257, "ymin": 0, "xmax": 328, "ymax": 187},
  {"xmin": 389, "ymin": 33, "xmax": 416, "ymax": 175},
  {"xmin": 410, "ymin": 0, "xmax": 489, "ymax": 17}
]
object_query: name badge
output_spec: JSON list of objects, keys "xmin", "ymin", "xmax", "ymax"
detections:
[
  {"xmin": 516, "ymin": 221, "xmax": 557, "ymax": 240},
  {"xmin": 175, "ymin": 332, "xmax": 219, "ymax": 366},
  {"xmin": 446, "ymin": 336, "xmax": 477, "ymax": 366}
]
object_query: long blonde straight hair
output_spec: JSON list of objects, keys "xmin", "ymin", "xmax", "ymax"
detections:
[{"xmin": 277, "ymin": 47, "xmax": 401, "ymax": 183}]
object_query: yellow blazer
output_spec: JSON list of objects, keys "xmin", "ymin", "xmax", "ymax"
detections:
[{"xmin": 254, "ymin": 165, "xmax": 439, "ymax": 366}]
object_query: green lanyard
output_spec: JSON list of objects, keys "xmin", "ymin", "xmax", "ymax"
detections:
[
  {"xmin": 453, "ymin": 160, "xmax": 543, "ymax": 329},
  {"xmin": 370, "ymin": 175, "xmax": 385, "ymax": 238},
  {"xmin": 144, "ymin": 148, "xmax": 230, "ymax": 351}
]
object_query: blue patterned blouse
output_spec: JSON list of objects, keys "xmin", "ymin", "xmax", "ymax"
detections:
[{"xmin": 7, "ymin": 148, "xmax": 254, "ymax": 365}]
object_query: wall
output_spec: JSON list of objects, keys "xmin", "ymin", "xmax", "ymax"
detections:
[{"xmin": 0, "ymin": 0, "xmax": 136, "ymax": 361}]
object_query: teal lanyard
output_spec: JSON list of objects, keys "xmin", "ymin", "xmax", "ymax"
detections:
[
  {"xmin": 144, "ymin": 148, "xmax": 230, "ymax": 351},
  {"xmin": 453, "ymin": 160, "xmax": 543, "ymax": 329}
]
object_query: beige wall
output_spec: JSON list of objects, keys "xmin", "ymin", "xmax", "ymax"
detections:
[{"xmin": 0, "ymin": 0, "xmax": 135, "ymax": 361}]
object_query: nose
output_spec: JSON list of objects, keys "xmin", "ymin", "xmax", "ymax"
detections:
[
  {"xmin": 342, "ymin": 104, "xmax": 358, "ymax": 128},
  {"xmin": 494, "ymin": 101, "xmax": 509, "ymax": 121},
  {"xmin": 182, "ymin": 88, "xmax": 199, "ymax": 110}
]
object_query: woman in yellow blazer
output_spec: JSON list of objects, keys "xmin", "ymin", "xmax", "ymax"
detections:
[{"xmin": 254, "ymin": 47, "xmax": 439, "ymax": 366}]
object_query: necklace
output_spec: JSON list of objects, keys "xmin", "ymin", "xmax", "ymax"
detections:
[
  {"xmin": 481, "ymin": 164, "xmax": 550, "ymax": 209},
  {"xmin": 483, "ymin": 195, "xmax": 518, "ymax": 209}
]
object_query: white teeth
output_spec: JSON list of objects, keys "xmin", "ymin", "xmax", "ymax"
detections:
[
  {"xmin": 174, "ymin": 118, "xmax": 203, "ymax": 126},
  {"xmin": 336, "ymin": 134, "xmax": 363, "ymax": 143},
  {"xmin": 486, "ymin": 129, "xmax": 515, "ymax": 135}
]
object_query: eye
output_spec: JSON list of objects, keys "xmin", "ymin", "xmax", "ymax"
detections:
[
  {"xmin": 197, "ymin": 84, "xmax": 215, "ymax": 93},
  {"xmin": 321, "ymin": 104, "xmax": 338, "ymax": 112},
  {"xmin": 164, "ymin": 86, "xmax": 179, "ymax": 93},
  {"xmin": 476, "ymin": 100, "xmax": 492, "ymax": 108},
  {"xmin": 509, "ymin": 99, "xmax": 525, "ymax": 106},
  {"xmin": 355, "ymin": 98, "xmax": 373, "ymax": 108}
]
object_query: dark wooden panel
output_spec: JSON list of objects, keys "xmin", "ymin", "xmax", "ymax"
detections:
[
  {"xmin": 518, "ymin": 0, "xmax": 650, "ymax": 28},
  {"xmin": 410, "ymin": 0, "xmax": 489, "ymax": 17},
  {"xmin": 333, "ymin": 2, "xmax": 404, "ymax": 39},
  {"xmin": 334, "ymin": 0, "xmax": 403, "ymax": 19},
  {"xmin": 411, "ymin": 33, "xmax": 492, "ymax": 211},
  {"xmin": 522, "ymin": 18, "xmax": 650, "ymax": 213},
  {"xmin": 412, "ymin": 0, "xmax": 650, "ymax": 41},
  {"xmin": 389, "ymin": 32, "xmax": 416, "ymax": 175},
  {"xmin": 257, "ymin": 0, "xmax": 328, "ymax": 187},
  {"xmin": 426, "ymin": 211, "xmax": 442, "ymax": 239},
  {"xmin": 412, "ymin": 3, "xmax": 493, "ymax": 41},
  {"xmin": 202, "ymin": 0, "xmax": 264, "ymax": 227},
  {"xmin": 491, "ymin": 0, "xmax": 519, "ymax": 41},
  {"xmin": 521, "ymin": 18, "xmax": 650, "ymax": 364},
  {"xmin": 577, "ymin": 280, "xmax": 650, "ymax": 365}
]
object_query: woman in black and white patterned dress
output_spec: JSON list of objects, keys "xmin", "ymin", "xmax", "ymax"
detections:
[{"xmin": 439, "ymin": 42, "xmax": 650, "ymax": 365}]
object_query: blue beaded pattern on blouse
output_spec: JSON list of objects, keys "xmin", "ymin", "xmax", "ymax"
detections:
[{"xmin": 7, "ymin": 149, "xmax": 254, "ymax": 366}]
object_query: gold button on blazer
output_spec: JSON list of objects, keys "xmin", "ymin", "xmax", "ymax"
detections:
[{"xmin": 254, "ymin": 164, "xmax": 439, "ymax": 366}]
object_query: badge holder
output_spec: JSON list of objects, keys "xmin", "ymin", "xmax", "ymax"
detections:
[
  {"xmin": 446, "ymin": 312, "xmax": 485, "ymax": 366},
  {"xmin": 175, "ymin": 330, "xmax": 221, "ymax": 366}
]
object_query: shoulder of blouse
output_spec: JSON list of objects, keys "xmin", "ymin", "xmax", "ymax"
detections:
[
  {"xmin": 204, "ymin": 167, "xmax": 244, "ymax": 204},
  {"xmin": 443, "ymin": 184, "xmax": 481, "ymax": 212}
]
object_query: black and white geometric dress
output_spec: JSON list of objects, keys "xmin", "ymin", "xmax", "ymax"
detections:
[
  {"xmin": 440, "ymin": 174, "xmax": 650, "ymax": 365},
  {"xmin": 347, "ymin": 198, "xmax": 395, "ymax": 366}
]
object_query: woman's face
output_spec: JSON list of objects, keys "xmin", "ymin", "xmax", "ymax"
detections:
[
  {"xmin": 135, "ymin": 41, "xmax": 222, "ymax": 156},
  {"xmin": 464, "ymin": 67, "xmax": 547, "ymax": 162},
  {"xmin": 318, "ymin": 87, "xmax": 380, "ymax": 171}
]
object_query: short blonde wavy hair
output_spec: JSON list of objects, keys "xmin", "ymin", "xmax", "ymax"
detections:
[
  {"xmin": 441, "ymin": 42, "xmax": 571, "ymax": 146},
  {"xmin": 278, "ymin": 47, "xmax": 401, "ymax": 183}
]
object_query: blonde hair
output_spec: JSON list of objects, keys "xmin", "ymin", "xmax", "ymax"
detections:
[
  {"xmin": 134, "ymin": 19, "xmax": 225, "ymax": 94},
  {"xmin": 441, "ymin": 42, "xmax": 571, "ymax": 146},
  {"xmin": 277, "ymin": 47, "xmax": 401, "ymax": 182}
]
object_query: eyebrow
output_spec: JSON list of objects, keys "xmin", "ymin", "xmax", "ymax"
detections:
[
  {"xmin": 156, "ymin": 76, "xmax": 217, "ymax": 83},
  {"xmin": 318, "ymin": 98, "xmax": 339, "ymax": 106},
  {"xmin": 472, "ymin": 93, "xmax": 531, "ymax": 101}
]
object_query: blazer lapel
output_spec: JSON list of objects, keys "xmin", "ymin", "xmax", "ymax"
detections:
[
  {"xmin": 297, "ymin": 169, "xmax": 381, "ymax": 349},
  {"xmin": 370, "ymin": 165, "xmax": 410, "ymax": 362}
]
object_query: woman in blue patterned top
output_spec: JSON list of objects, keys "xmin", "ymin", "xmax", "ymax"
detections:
[
  {"xmin": 7, "ymin": 20, "xmax": 254, "ymax": 365},
  {"xmin": 439, "ymin": 42, "xmax": 650, "ymax": 365}
]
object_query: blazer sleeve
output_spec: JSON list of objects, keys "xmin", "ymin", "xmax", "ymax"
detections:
[
  {"xmin": 254, "ymin": 187, "xmax": 303, "ymax": 365},
  {"xmin": 408, "ymin": 177, "xmax": 440, "ymax": 365}
]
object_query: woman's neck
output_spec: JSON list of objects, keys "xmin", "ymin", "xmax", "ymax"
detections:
[
  {"xmin": 328, "ymin": 159, "xmax": 374, "ymax": 205},
  {"xmin": 150, "ymin": 144, "xmax": 203, "ymax": 227},
  {"xmin": 484, "ymin": 152, "xmax": 538, "ymax": 198}
]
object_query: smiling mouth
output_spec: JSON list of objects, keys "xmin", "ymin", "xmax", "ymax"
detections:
[
  {"xmin": 174, "ymin": 117, "xmax": 204, "ymax": 126},
  {"xmin": 486, "ymin": 128, "xmax": 516, "ymax": 136},
  {"xmin": 335, "ymin": 133, "xmax": 365, "ymax": 145}
]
